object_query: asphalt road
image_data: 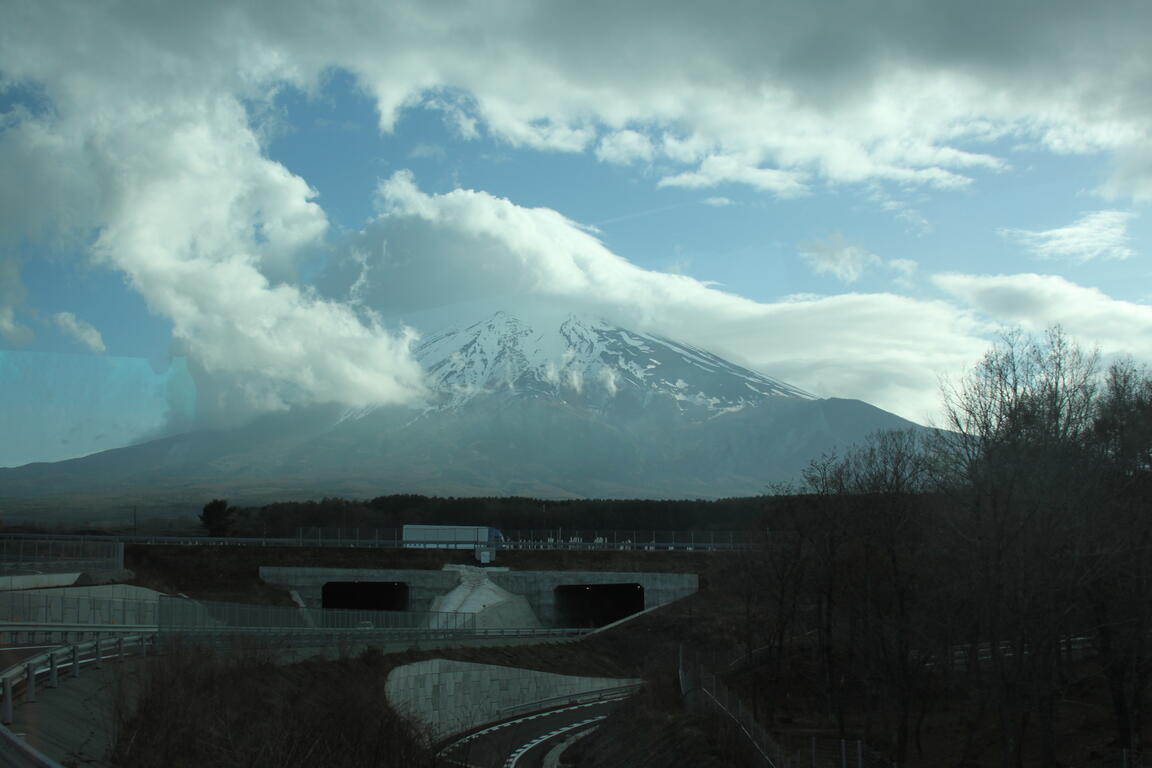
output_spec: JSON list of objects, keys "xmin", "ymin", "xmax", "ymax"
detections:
[
  {"xmin": 439, "ymin": 698, "xmax": 626, "ymax": 768},
  {"xmin": 0, "ymin": 646, "xmax": 55, "ymax": 674}
]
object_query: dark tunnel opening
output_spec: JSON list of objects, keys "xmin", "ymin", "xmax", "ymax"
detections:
[
  {"xmin": 554, "ymin": 583, "xmax": 645, "ymax": 627},
  {"xmin": 321, "ymin": 581, "xmax": 410, "ymax": 611}
]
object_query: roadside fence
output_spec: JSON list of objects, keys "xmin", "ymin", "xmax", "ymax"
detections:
[
  {"xmin": 0, "ymin": 591, "xmax": 156, "ymax": 625},
  {"xmin": 680, "ymin": 648, "xmax": 789, "ymax": 768},
  {"xmin": 158, "ymin": 594, "xmax": 475, "ymax": 632},
  {"xmin": 806, "ymin": 736, "xmax": 893, "ymax": 768},
  {"xmin": 0, "ymin": 529, "xmax": 764, "ymax": 553},
  {"xmin": 296, "ymin": 526, "xmax": 761, "ymax": 551},
  {"xmin": 0, "ymin": 538, "xmax": 123, "ymax": 575},
  {"xmin": 679, "ymin": 647, "xmax": 894, "ymax": 768}
]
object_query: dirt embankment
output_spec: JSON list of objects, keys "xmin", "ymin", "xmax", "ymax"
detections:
[{"xmin": 112, "ymin": 584, "xmax": 742, "ymax": 768}]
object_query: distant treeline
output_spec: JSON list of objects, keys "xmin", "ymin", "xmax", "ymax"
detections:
[{"xmin": 227, "ymin": 493, "xmax": 781, "ymax": 538}]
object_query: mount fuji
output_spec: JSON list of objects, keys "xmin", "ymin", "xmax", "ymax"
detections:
[
  {"xmin": 413, "ymin": 310, "xmax": 811, "ymax": 413},
  {"xmin": 0, "ymin": 308, "xmax": 920, "ymax": 510}
]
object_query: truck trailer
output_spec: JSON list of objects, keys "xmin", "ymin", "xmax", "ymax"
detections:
[{"xmin": 400, "ymin": 525, "xmax": 503, "ymax": 550}]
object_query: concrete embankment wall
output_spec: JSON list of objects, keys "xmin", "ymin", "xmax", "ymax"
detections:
[
  {"xmin": 260, "ymin": 566, "xmax": 698, "ymax": 625},
  {"xmin": 260, "ymin": 567, "xmax": 459, "ymax": 611},
  {"xmin": 486, "ymin": 570, "xmax": 697, "ymax": 625},
  {"xmin": 0, "ymin": 573, "xmax": 81, "ymax": 590},
  {"xmin": 385, "ymin": 659, "xmax": 640, "ymax": 741}
]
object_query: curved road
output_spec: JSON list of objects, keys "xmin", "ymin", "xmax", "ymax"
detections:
[{"xmin": 439, "ymin": 697, "xmax": 628, "ymax": 768}]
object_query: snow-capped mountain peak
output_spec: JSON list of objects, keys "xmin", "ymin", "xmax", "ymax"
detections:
[{"xmin": 413, "ymin": 310, "xmax": 812, "ymax": 413}]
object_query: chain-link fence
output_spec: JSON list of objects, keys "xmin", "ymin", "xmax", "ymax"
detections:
[
  {"xmin": 295, "ymin": 526, "xmax": 760, "ymax": 551},
  {"xmin": 157, "ymin": 595, "xmax": 475, "ymax": 633},
  {"xmin": 679, "ymin": 648, "xmax": 894, "ymax": 768},
  {"xmin": 0, "ymin": 590, "xmax": 155, "ymax": 625},
  {"xmin": 680, "ymin": 650, "xmax": 789, "ymax": 767},
  {"xmin": 805, "ymin": 736, "xmax": 892, "ymax": 768},
  {"xmin": 0, "ymin": 538, "xmax": 123, "ymax": 574}
]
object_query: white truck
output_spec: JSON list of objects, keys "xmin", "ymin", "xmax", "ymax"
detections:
[{"xmin": 401, "ymin": 525, "xmax": 503, "ymax": 557}]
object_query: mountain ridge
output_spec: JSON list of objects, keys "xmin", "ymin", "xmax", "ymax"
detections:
[{"xmin": 0, "ymin": 309, "xmax": 920, "ymax": 510}]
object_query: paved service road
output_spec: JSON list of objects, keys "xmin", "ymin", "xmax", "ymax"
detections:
[
  {"xmin": 0, "ymin": 646, "xmax": 56, "ymax": 674},
  {"xmin": 439, "ymin": 697, "xmax": 627, "ymax": 768}
]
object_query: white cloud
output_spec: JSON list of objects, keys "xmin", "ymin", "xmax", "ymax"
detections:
[
  {"xmin": 0, "ymin": 259, "xmax": 33, "ymax": 346},
  {"xmin": 999, "ymin": 210, "xmax": 1138, "ymax": 262},
  {"xmin": 800, "ymin": 235, "xmax": 880, "ymax": 284},
  {"xmin": 4, "ymin": 0, "xmax": 1152, "ymax": 213},
  {"xmin": 887, "ymin": 258, "xmax": 919, "ymax": 288},
  {"xmin": 595, "ymin": 130, "xmax": 654, "ymax": 165},
  {"xmin": 887, "ymin": 258, "xmax": 918, "ymax": 278},
  {"xmin": 409, "ymin": 143, "xmax": 446, "ymax": 160},
  {"xmin": 321, "ymin": 172, "xmax": 989, "ymax": 423},
  {"xmin": 0, "ymin": 12, "xmax": 426, "ymax": 421},
  {"xmin": 52, "ymin": 312, "xmax": 106, "ymax": 353},
  {"xmin": 702, "ymin": 196, "xmax": 733, "ymax": 207},
  {"xmin": 658, "ymin": 154, "xmax": 807, "ymax": 196},
  {"xmin": 5, "ymin": 0, "xmax": 1152, "ymax": 428},
  {"xmin": 0, "ymin": 308, "xmax": 32, "ymax": 347},
  {"xmin": 933, "ymin": 272, "xmax": 1152, "ymax": 361}
]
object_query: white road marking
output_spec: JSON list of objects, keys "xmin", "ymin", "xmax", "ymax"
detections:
[
  {"xmin": 437, "ymin": 694, "xmax": 630, "ymax": 758},
  {"xmin": 504, "ymin": 716, "xmax": 607, "ymax": 768}
]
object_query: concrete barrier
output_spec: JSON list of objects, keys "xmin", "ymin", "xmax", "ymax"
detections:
[{"xmin": 385, "ymin": 659, "xmax": 640, "ymax": 741}]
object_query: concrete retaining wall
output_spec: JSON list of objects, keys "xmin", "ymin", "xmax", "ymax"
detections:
[
  {"xmin": 385, "ymin": 659, "xmax": 640, "ymax": 741},
  {"xmin": 260, "ymin": 567, "xmax": 698, "ymax": 626},
  {"xmin": 0, "ymin": 573, "xmax": 80, "ymax": 591},
  {"xmin": 259, "ymin": 567, "xmax": 460, "ymax": 612},
  {"xmin": 487, "ymin": 570, "xmax": 698, "ymax": 625}
]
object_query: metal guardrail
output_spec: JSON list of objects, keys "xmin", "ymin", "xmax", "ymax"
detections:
[
  {"xmin": 0, "ymin": 725, "xmax": 60, "ymax": 768},
  {"xmin": 0, "ymin": 601, "xmax": 592, "ymax": 767},
  {"xmin": 0, "ymin": 623, "xmax": 157, "ymax": 647},
  {"xmin": 0, "ymin": 630, "xmax": 155, "ymax": 768}
]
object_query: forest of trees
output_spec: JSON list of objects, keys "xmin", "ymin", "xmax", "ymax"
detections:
[
  {"xmin": 733, "ymin": 328, "xmax": 1152, "ymax": 766},
  {"xmin": 225, "ymin": 491, "xmax": 771, "ymax": 538}
]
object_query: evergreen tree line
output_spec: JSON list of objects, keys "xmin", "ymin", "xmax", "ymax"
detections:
[{"xmin": 219, "ymin": 492, "xmax": 770, "ymax": 539}]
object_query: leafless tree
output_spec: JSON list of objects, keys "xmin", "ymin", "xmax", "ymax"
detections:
[{"xmin": 935, "ymin": 327, "xmax": 1100, "ymax": 768}]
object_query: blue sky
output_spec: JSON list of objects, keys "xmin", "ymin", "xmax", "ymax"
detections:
[{"xmin": 3, "ymin": 0, "xmax": 1152, "ymax": 464}]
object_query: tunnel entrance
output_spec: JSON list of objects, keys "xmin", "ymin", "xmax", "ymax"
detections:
[
  {"xmin": 321, "ymin": 581, "xmax": 409, "ymax": 611},
  {"xmin": 554, "ymin": 583, "xmax": 644, "ymax": 627}
]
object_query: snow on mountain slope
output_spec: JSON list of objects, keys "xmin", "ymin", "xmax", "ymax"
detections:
[
  {"xmin": 0, "ymin": 306, "xmax": 922, "ymax": 508},
  {"xmin": 412, "ymin": 310, "xmax": 812, "ymax": 414}
]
